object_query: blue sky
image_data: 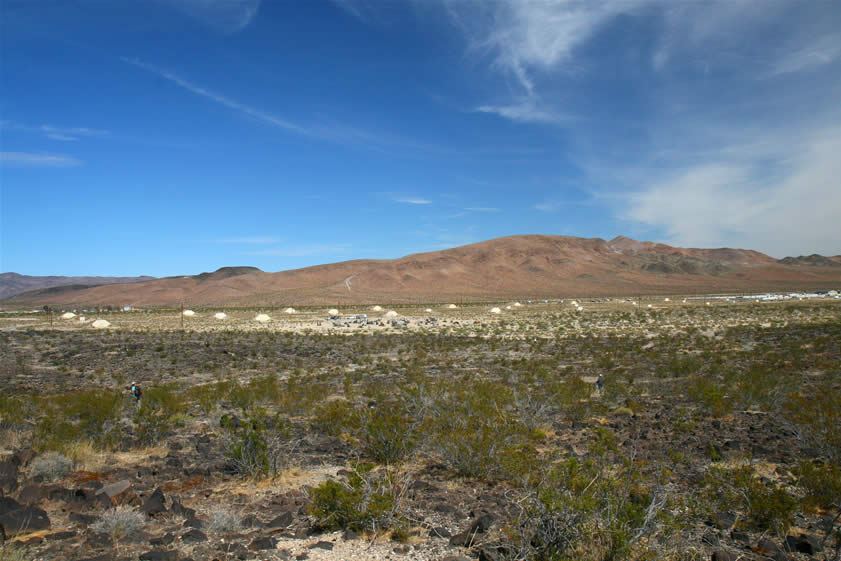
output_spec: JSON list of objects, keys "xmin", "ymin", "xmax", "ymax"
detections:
[{"xmin": 2, "ymin": 0, "xmax": 840, "ymax": 276}]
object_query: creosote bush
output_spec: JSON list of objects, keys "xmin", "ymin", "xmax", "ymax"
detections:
[
  {"xmin": 309, "ymin": 463, "xmax": 399, "ymax": 532},
  {"xmin": 704, "ymin": 465, "xmax": 797, "ymax": 535}
]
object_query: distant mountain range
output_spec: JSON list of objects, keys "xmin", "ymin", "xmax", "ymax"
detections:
[
  {"xmin": 3, "ymin": 235, "xmax": 840, "ymax": 307},
  {"xmin": 0, "ymin": 272, "xmax": 155, "ymax": 302}
]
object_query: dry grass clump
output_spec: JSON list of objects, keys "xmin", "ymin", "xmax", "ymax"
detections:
[
  {"xmin": 0, "ymin": 543, "xmax": 34, "ymax": 561},
  {"xmin": 206, "ymin": 506, "xmax": 243, "ymax": 534},
  {"xmin": 29, "ymin": 451, "xmax": 74, "ymax": 482},
  {"xmin": 90, "ymin": 505, "xmax": 146, "ymax": 541}
]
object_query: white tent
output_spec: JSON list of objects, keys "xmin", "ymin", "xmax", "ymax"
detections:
[
  {"xmin": 490, "ymin": 307, "xmax": 501, "ymax": 314},
  {"xmin": 328, "ymin": 308, "xmax": 339, "ymax": 316},
  {"xmin": 214, "ymin": 312, "xmax": 227, "ymax": 320},
  {"xmin": 60, "ymin": 312, "xmax": 76, "ymax": 319},
  {"xmin": 255, "ymin": 314, "xmax": 271, "ymax": 322},
  {"xmin": 283, "ymin": 307, "xmax": 296, "ymax": 314},
  {"xmin": 182, "ymin": 309, "xmax": 196, "ymax": 317},
  {"xmin": 91, "ymin": 319, "xmax": 110, "ymax": 329},
  {"xmin": 385, "ymin": 310, "xmax": 398, "ymax": 318}
]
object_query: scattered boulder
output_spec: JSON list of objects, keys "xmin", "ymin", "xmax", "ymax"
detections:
[
  {"xmin": 785, "ymin": 534, "xmax": 822, "ymax": 555},
  {"xmin": 250, "ymin": 536, "xmax": 277, "ymax": 550},
  {"xmin": 180, "ymin": 528, "xmax": 206, "ymax": 543},
  {"xmin": 266, "ymin": 511, "xmax": 294, "ymax": 528},
  {"xmin": 711, "ymin": 550, "xmax": 738, "ymax": 561},
  {"xmin": 139, "ymin": 551, "xmax": 179, "ymax": 561},
  {"xmin": 0, "ymin": 497, "xmax": 51, "ymax": 536},
  {"xmin": 141, "ymin": 488, "xmax": 167, "ymax": 517},
  {"xmin": 95, "ymin": 480, "xmax": 137, "ymax": 506}
]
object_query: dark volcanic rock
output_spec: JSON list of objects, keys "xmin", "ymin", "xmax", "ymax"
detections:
[
  {"xmin": 310, "ymin": 540, "xmax": 334, "ymax": 550},
  {"xmin": 141, "ymin": 487, "xmax": 167, "ymax": 516},
  {"xmin": 95, "ymin": 479, "xmax": 137, "ymax": 506},
  {"xmin": 250, "ymin": 536, "xmax": 277, "ymax": 550},
  {"xmin": 0, "ymin": 502, "xmax": 51, "ymax": 536},
  {"xmin": 267, "ymin": 511, "xmax": 294, "ymax": 528},
  {"xmin": 711, "ymin": 550, "xmax": 737, "ymax": 561},
  {"xmin": 139, "ymin": 551, "xmax": 179, "ymax": 561},
  {"xmin": 180, "ymin": 528, "xmax": 207, "ymax": 543},
  {"xmin": 785, "ymin": 533, "xmax": 822, "ymax": 555}
]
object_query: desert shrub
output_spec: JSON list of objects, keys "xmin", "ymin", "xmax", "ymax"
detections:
[
  {"xmin": 432, "ymin": 380, "xmax": 534, "ymax": 480},
  {"xmin": 796, "ymin": 461, "xmax": 841, "ymax": 511},
  {"xmin": 221, "ymin": 408, "xmax": 271, "ymax": 476},
  {"xmin": 311, "ymin": 399, "xmax": 362, "ymax": 437},
  {"xmin": 510, "ymin": 456, "xmax": 667, "ymax": 561},
  {"xmin": 785, "ymin": 385, "xmax": 841, "ymax": 462},
  {"xmin": 704, "ymin": 465, "xmax": 797, "ymax": 534},
  {"xmin": 309, "ymin": 463, "xmax": 397, "ymax": 532},
  {"xmin": 552, "ymin": 375, "xmax": 592, "ymax": 424},
  {"xmin": 35, "ymin": 389, "xmax": 121, "ymax": 450},
  {"xmin": 363, "ymin": 404, "xmax": 415, "ymax": 465},
  {"xmin": 134, "ymin": 384, "xmax": 186, "ymax": 445},
  {"xmin": 206, "ymin": 507, "xmax": 243, "ymax": 534},
  {"xmin": 90, "ymin": 505, "xmax": 146, "ymax": 542},
  {"xmin": 686, "ymin": 376, "xmax": 732, "ymax": 417},
  {"xmin": 29, "ymin": 451, "xmax": 74, "ymax": 482}
]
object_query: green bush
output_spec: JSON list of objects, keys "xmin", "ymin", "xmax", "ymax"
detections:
[
  {"xmin": 133, "ymin": 384, "xmax": 186, "ymax": 445},
  {"xmin": 704, "ymin": 465, "xmax": 797, "ymax": 534},
  {"xmin": 785, "ymin": 385, "xmax": 841, "ymax": 462},
  {"xmin": 309, "ymin": 463, "xmax": 396, "ymax": 532},
  {"xmin": 796, "ymin": 461, "xmax": 841, "ymax": 510},
  {"xmin": 687, "ymin": 376, "xmax": 732, "ymax": 417},
  {"xmin": 363, "ymin": 405, "xmax": 415, "ymax": 465},
  {"xmin": 311, "ymin": 400, "xmax": 362, "ymax": 437},
  {"xmin": 35, "ymin": 389, "xmax": 121, "ymax": 450},
  {"xmin": 221, "ymin": 408, "xmax": 271, "ymax": 476}
]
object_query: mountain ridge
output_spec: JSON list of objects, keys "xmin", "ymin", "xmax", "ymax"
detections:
[{"xmin": 3, "ymin": 235, "xmax": 840, "ymax": 307}]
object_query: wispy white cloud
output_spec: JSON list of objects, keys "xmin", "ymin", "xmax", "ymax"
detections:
[
  {"xmin": 0, "ymin": 152, "xmax": 82, "ymax": 167},
  {"xmin": 123, "ymin": 57, "xmax": 311, "ymax": 136},
  {"xmin": 623, "ymin": 124, "xmax": 841, "ymax": 257},
  {"xmin": 122, "ymin": 58, "xmax": 460, "ymax": 156},
  {"xmin": 1, "ymin": 121, "xmax": 110, "ymax": 142},
  {"xmin": 465, "ymin": 207, "xmax": 499, "ymax": 212},
  {"xmin": 476, "ymin": 97, "xmax": 567, "ymax": 124},
  {"xmin": 771, "ymin": 32, "xmax": 841, "ymax": 76},
  {"xmin": 394, "ymin": 197, "xmax": 432, "ymax": 205},
  {"xmin": 165, "ymin": 0, "xmax": 260, "ymax": 34}
]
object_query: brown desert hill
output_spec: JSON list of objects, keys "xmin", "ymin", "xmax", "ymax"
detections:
[
  {"xmin": 4, "ymin": 235, "xmax": 841, "ymax": 308},
  {"xmin": 0, "ymin": 272, "xmax": 155, "ymax": 301}
]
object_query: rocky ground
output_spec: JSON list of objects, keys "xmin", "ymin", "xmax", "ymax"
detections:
[{"xmin": 1, "ymin": 301, "xmax": 839, "ymax": 561}]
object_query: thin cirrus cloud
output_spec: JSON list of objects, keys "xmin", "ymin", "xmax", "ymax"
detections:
[
  {"xmin": 394, "ymin": 197, "xmax": 432, "ymax": 205},
  {"xmin": 0, "ymin": 152, "xmax": 82, "ymax": 167},
  {"xmin": 1, "ymin": 121, "xmax": 110, "ymax": 142},
  {"xmin": 165, "ymin": 0, "xmax": 260, "ymax": 34},
  {"xmin": 121, "ymin": 58, "xmax": 442, "ymax": 155}
]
